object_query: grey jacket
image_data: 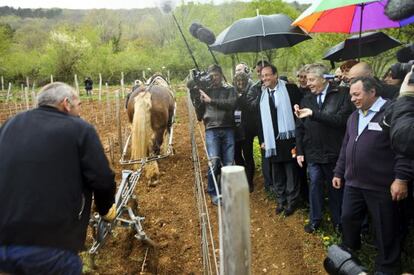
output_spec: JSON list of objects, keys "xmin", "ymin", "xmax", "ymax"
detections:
[{"xmin": 190, "ymin": 85, "xmax": 237, "ymax": 130}]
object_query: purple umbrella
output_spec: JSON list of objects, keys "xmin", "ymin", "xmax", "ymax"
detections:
[{"xmin": 292, "ymin": 0, "xmax": 414, "ymax": 34}]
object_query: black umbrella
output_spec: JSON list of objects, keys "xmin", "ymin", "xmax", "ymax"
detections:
[
  {"xmin": 323, "ymin": 31, "xmax": 402, "ymax": 62},
  {"xmin": 210, "ymin": 14, "xmax": 311, "ymax": 54}
]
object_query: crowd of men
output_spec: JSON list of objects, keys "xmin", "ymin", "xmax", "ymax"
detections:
[
  {"xmin": 189, "ymin": 59, "xmax": 414, "ymax": 275},
  {"xmin": 0, "ymin": 56, "xmax": 412, "ymax": 274}
]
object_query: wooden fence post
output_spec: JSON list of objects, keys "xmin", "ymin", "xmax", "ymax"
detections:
[
  {"xmin": 31, "ymin": 89, "xmax": 37, "ymax": 108},
  {"xmin": 50, "ymin": 75, "xmax": 54, "ymax": 83},
  {"xmin": 120, "ymin": 72, "xmax": 125, "ymax": 98},
  {"xmin": 6, "ymin": 82, "xmax": 11, "ymax": 103},
  {"xmin": 24, "ymin": 87, "xmax": 29, "ymax": 110},
  {"xmin": 98, "ymin": 73, "xmax": 102, "ymax": 101},
  {"xmin": 105, "ymin": 82, "xmax": 110, "ymax": 117},
  {"xmin": 115, "ymin": 90, "xmax": 123, "ymax": 154},
  {"xmin": 1, "ymin": 75, "xmax": 4, "ymax": 92},
  {"xmin": 26, "ymin": 76, "xmax": 29, "ymax": 89},
  {"xmin": 74, "ymin": 74, "xmax": 79, "ymax": 95},
  {"xmin": 220, "ymin": 165, "xmax": 251, "ymax": 275}
]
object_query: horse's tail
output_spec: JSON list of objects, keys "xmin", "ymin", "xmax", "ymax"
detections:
[{"xmin": 131, "ymin": 92, "xmax": 152, "ymax": 161}]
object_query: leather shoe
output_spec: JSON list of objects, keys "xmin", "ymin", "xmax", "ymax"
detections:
[
  {"xmin": 304, "ymin": 223, "xmax": 319, "ymax": 233},
  {"xmin": 275, "ymin": 205, "xmax": 284, "ymax": 215},
  {"xmin": 284, "ymin": 206, "xmax": 296, "ymax": 216}
]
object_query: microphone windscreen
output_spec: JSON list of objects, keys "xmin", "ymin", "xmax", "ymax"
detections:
[
  {"xmin": 189, "ymin": 22, "xmax": 202, "ymax": 39},
  {"xmin": 385, "ymin": 0, "xmax": 414, "ymax": 21},
  {"xmin": 196, "ymin": 27, "xmax": 216, "ymax": 45},
  {"xmin": 396, "ymin": 44, "xmax": 414, "ymax": 63}
]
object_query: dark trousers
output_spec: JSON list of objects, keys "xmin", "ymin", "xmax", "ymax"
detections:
[
  {"xmin": 0, "ymin": 245, "xmax": 82, "ymax": 275},
  {"xmin": 308, "ymin": 162, "xmax": 343, "ymax": 227},
  {"xmin": 298, "ymin": 161, "xmax": 309, "ymax": 205},
  {"xmin": 234, "ymin": 134, "xmax": 255, "ymax": 190},
  {"xmin": 341, "ymin": 185, "xmax": 401, "ymax": 274},
  {"xmin": 261, "ymin": 150, "xmax": 273, "ymax": 191},
  {"xmin": 271, "ymin": 160, "xmax": 299, "ymax": 208}
]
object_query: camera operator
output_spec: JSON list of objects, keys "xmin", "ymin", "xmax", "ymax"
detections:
[{"xmin": 188, "ymin": 64, "xmax": 237, "ymax": 205}]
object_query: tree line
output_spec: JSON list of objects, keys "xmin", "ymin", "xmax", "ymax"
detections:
[{"xmin": 0, "ymin": 0, "xmax": 412, "ymax": 87}]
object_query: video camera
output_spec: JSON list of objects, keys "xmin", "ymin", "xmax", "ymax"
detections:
[
  {"xmin": 190, "ymin": 69, "xmax": 213, "ymax": 91},
  {"xmin": 390, "ymin": 44, "xmax": 414, "ymax": 85}
]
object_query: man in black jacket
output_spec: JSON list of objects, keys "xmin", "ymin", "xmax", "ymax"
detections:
[
  {"xmin": 248, "ymin": 63, "xmax": 302, "ymax": 216},
  {"xmin": 0, "ymin": 82, "xmax": 116, "ymax": 274},
  {"xmin": 233, "ymin": 71, "xmax": 256, "ymax": 192},
  {"xmin": 294, "ymin": 63, "xmax": 353, "ymax": 233},
  {"xmin": 247, "ymin": 60, "xmax": 274, "ymax": 192},
  {"xmin": 189, "ymin": 64, "xmax": 237, "ymax": 205}
]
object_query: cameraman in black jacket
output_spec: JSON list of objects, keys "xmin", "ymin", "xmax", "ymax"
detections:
[{"xmin": 188, "ymin": 64, "xmax": 237, "ymax": 205}]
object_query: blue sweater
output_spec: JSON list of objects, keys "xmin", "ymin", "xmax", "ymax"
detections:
[{"xmin": 334, "ymin": 101, "xmax": 412, "ymax": 191}]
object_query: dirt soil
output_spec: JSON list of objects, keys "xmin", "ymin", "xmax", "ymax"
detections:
[{"xmin": 81, "ymin": 94, "xmax": 327, "ymax": 275}]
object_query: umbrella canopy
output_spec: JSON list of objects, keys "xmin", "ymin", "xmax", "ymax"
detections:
[
  {"xmin": 323, "ymin": 31, "xmax": 401, "ymax": 62},
  {"xmin": 292, "ymin": 0, "xmax": 414, "ymax": 34},
  {"xmin": 210, "ymin": 14, "xmax": 311, "ymax": 54}
]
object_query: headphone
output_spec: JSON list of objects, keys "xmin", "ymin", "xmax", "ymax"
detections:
[{"xmin": 239, "ymin": 62, "xmax": 250, "ymax": 74}]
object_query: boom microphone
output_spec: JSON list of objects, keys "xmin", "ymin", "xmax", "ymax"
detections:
[
  {"xmin": 385, "ymin": 0, "xmax": 414, "ymax": 20},
  {"xmin": 189, "ymin": 22, "xmax": 202, "ymax": 39},
  {"xmin": 189, "ymin": 23, "xmax": 216, "ymax": 45},
  {"xmin": 196, "ymin": 27, "xmax": 216, "ymax": 45}
]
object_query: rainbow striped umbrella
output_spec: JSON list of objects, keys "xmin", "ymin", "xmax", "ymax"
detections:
[{"xmin": 292, "ymin": 0, "xmax": 414, "ymax": 34}]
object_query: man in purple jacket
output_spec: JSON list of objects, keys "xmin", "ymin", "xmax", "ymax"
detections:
[{"xmin": 332, "ymin": 76, "xmax": 412, "ymax": 275}]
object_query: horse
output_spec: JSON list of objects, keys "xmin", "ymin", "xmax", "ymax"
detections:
[{"xmin": 126, "ymin": 75, "xmax": 175, "ymax": 180}]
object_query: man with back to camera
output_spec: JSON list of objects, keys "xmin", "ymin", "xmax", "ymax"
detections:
[
  {"xmin": 333, "ymin": 76, "xmax": 412, "ymax": 275},
  {"xmin": 247, "ymin": 63, "xmax": 302, "ymax": 216},
  {"xmin": 294, "ymin": 63, "xmax": 354, "ymax": 234},
  {"xmin": 0, "ymin": 82, "xmax": 116, "ymax": 275},
  {"xmin": 188, "ymin": 64, "xmax": 237, "ymax": 205}
]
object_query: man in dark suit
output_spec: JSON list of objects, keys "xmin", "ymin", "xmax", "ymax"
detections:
[
  {"xmin": 295, "ymin": 63, "xmax": 353, "ymax": 233},
  {"xmin": 248, "ymin": 63, "xmax": 302, "ymax": 216}
]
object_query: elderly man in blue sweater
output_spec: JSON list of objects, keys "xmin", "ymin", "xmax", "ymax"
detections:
[{"xmin": 332, "ymin": 76, "xmax": 412, "ymax": 275}]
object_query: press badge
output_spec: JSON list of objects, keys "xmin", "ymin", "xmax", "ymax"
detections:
[
  {"xmin": 368, "ymin": 122, "xmax": 382, "ymax": 131},
  {"xmin": 234, "ymin": 110, "xmax": 242, "ymax": 124}
]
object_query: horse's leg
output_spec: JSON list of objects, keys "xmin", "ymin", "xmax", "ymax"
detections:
[
  {"xmin": 153, "ymin": 128, "xmax": 164, "ymax": 155},
  {"xmin": 167, "ymin": 104, "xmax": 174, "ymax": 135}
]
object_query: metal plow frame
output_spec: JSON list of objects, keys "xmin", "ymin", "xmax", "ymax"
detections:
[{"xmin": 89, "ymin": 167, "xmax": 157, "ymax": 255}]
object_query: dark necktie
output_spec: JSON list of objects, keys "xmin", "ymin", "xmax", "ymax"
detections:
[
  {"xmin": 317, "ymin": 94, "xmax": 322, "ymax": 109},
  {"xmin": 269, "ymin": 90, "xmax": 276, "ymax": 105}
]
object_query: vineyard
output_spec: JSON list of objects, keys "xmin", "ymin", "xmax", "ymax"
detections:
[{"xmin": 0, "ymin": 85, "xmax": 327, "ymax": 274}]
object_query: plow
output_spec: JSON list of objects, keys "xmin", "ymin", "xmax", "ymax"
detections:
[{"xmin": 88, "ymin": 96, "xmax": 176, "ymax": 274}]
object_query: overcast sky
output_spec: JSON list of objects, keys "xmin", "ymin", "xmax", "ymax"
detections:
[{"xmin": 2, "ymin": 0, "xmax": 312, "ymax": 10}]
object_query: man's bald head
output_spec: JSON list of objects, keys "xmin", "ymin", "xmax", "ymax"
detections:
[{"xmin": 348, "ymin": 62, "xmax": 373, "ymax": 80}]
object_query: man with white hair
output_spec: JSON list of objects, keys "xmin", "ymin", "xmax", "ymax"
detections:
[
  {"xmin": 294, "ymin": 63, "xmax": 353, "ymax": 233},
  {"xmin": 0, "ymin": 82, "xmax": 116, "ymax": 274}
]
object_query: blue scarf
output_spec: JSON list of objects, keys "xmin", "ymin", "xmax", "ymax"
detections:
[{"xmin": 260, "ymin": 80, "xmax": 295, "ymax": 158}]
